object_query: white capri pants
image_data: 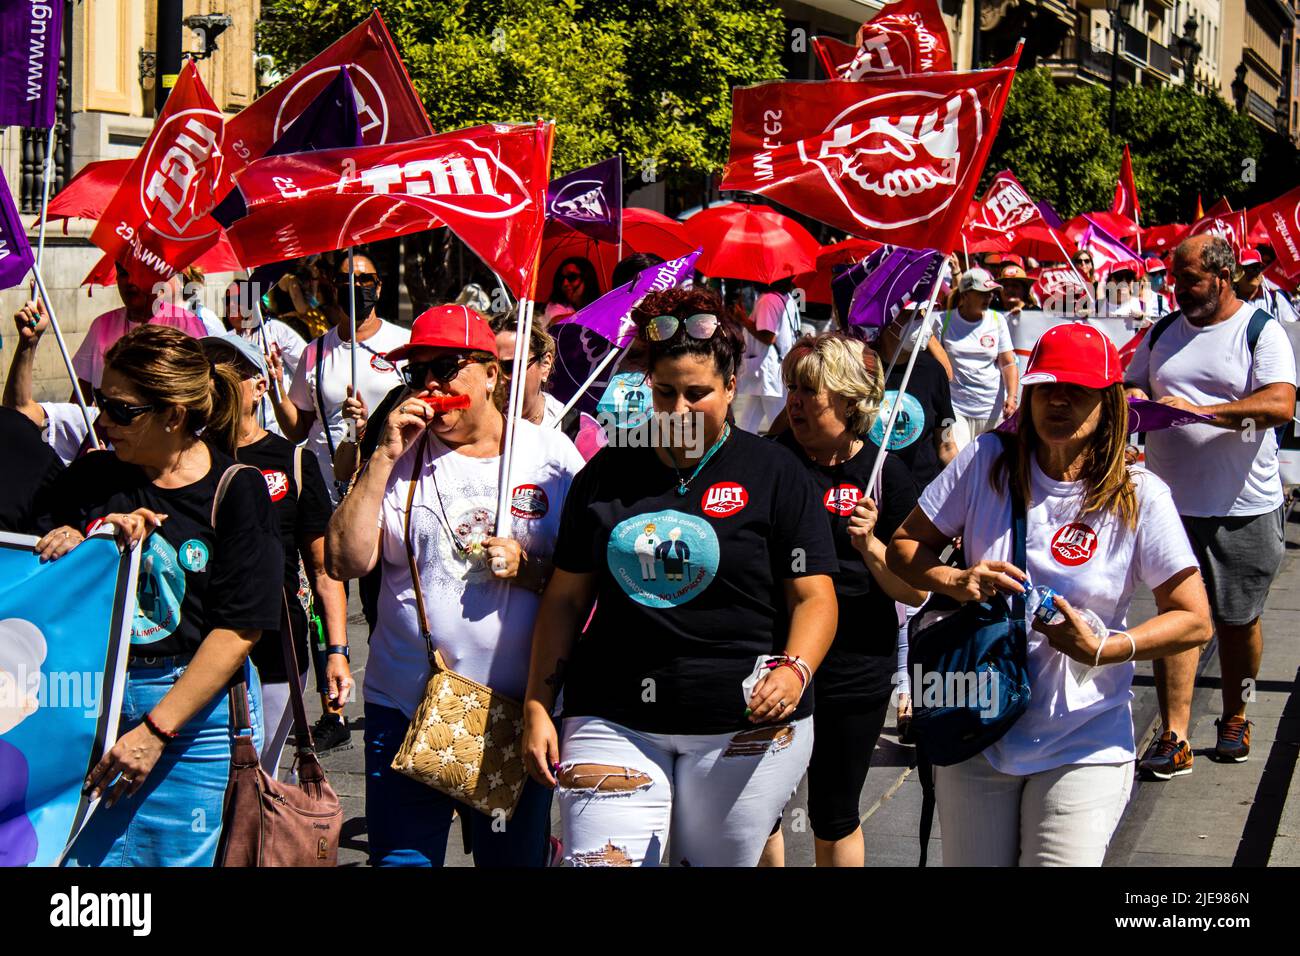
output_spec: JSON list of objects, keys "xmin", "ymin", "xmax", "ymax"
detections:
[
  {"xmin": 935, "ymin": 753, "xmax": 1134, "ymax": 866},
  {"xmin": 557, "ymin": 714, "xmax": 813, "ymax": 867},
  {"xmin": 258, "ymin": 665, "xmax": 310, "ymax": 779}
]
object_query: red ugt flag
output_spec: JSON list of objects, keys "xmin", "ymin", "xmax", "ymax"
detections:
[
  {"xmin": 90, "ymin": 61, "xmax": 224, "ymax": 287},
  {"xmin": 1255, "ymin": 185, "xmax": 1300, "ymax": 283},
  {"xmin": 812, "ymin": 0, "xmax": 953, "ymax": 79},
  {"xmin": 227, "ymin": 122, "xmax": 552, "ymax": 298},
  {"xmin": 1111, "ymin": 144, "xmax": 1140, "ymax": 222},
  {"xmin": 723, "ymin": 52, "xmax": 1020, "ymax": 250},
  {"xmin": 1186, "ymin": 198, "xmax": 1248, "ymax": 258},
  {"xmin": 969, "ymin": 169, "xmax": 1045, "ymax": 235}
]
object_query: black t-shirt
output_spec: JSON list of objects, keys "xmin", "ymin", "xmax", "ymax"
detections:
[
  {"xmin": 776, "ymin": 431, "xmax": 917, "ymax": 704},
  {"xmin": 50, "ymin": 447, "xmax": 283, "ymax": 658},
  {"xmin": 236, "ymin": 432, "xmax": 333, "ymax": 682},
  {"xmin": 0, "ymin": 408, "xmax": 63, "ymax": 535},
  {"xmin": 866, "ymin": 348, "xmax": 954, "ymax": 490},
  {"xmin": 553, "ymin": 427, "xmax": 838, "ymax": 734}
]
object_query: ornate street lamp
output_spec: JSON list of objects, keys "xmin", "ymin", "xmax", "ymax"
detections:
[
  {"xmin": 1108, "ymin": 0, "xmax": 1138, "ymax": 133},
  {"xmin": 1176, "ymin": 15, "xmax": 1202, "ymax": 91}
]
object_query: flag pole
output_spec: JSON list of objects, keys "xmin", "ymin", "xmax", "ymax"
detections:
[
  {"xmin": 35, "ymin": 125, "xmax": 56, "ymax": 268},
  {"xmin": 30, "ymin": 268, "xmax": 100, "ymax": 448},
  {"xmin": 865, "ymin": 272, "xmax": 946, "ymax": 495},
  {"xmin": 552, "ymin": 339, "xmax": 625, "ymax": 424},
  {"xmin": 347, "ymin": 247, "xmax": 358, "ymax": 397},
  {"xmin": 496, "ymin": 294, "xmax": 534, "ymax": 531}
]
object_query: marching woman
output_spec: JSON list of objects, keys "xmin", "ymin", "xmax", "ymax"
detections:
[
  {"xmin": 38, "ymin": 325, "xmax": 283, "ymax": 867},
  {"xmin": 886, "ymin": 324, "xmax": 1212, "ymax": 866},
  {"xmin": 326, "ymin": 305, "xmax": 584, "ymax": 867},
  {"xmin": 521, "ymin": 287, "xmax": 839, "ymax": 867},
  {"xmin": 773, "ymin": 333, "xmax": 927, "ymax": 867},
  {"xmin": 937, "ymin": 268, "xmax": 1019, "ymax": 449},
  {"xmin": 201, "ymin": 333, "xmax": 352, "ymax": 777},
  {"xmin": 542, "ymin": 256, "xmax": 602, "ymax": 326}
]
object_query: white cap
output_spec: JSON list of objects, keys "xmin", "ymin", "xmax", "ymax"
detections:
[{"xmin": 958, "ymin": 267, "xmax": 1001, "ymax": 293}]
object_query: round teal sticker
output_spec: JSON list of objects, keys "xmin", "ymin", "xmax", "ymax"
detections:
[
  {"xmin": 869, "ymin": 389, "xmax": 925, "ymax": 450},
  {"xmin": 134, "ymin": 535, "xmax": 184, "ymax": 645},
  {"xmin": 596, "ymin": 371, "xmax": 654, "ymax": 430},
  {"xmin": 607, "ymin": 510, "xmax": 720, "ymax": 608},
  {"xmin": 178, "ymin": 538, "xmax": 210, "ymax": 573}
]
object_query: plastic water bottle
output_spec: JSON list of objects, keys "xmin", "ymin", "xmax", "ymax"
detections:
[{"xmin": 1027, "ymin": 586, "xmax": 1107, "ymax": 684}]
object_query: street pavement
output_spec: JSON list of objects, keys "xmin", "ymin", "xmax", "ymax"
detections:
[{"xmin": 287, "ymin": 511, "xmax": 1300, "ymax": 867}]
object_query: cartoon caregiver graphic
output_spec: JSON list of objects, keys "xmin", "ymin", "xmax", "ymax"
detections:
[
  {"xmin": 0, "ymin": 619, "xmax": 45, "ymax": 866},
  {"xmin": 634, "ymin": 523, "xmax": 660, "ymax": 581}
]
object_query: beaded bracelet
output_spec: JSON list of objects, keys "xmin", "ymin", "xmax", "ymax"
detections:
[{"xmin": 142, "ymin": 712, "xmax": 177, "ymax": 742}]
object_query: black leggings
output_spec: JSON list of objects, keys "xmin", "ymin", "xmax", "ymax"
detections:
[{"xmin": 807, "ymin": 697, "xmax": 891, "ymax": 842}]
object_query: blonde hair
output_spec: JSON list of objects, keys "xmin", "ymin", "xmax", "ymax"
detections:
[
  {"xmin": 782, "ymin": 332, "xmax": 884, "ymax": 436},
  {"xmin": 990, "ymin": 382, "xmax": 1139, "ymax": 529},
  {"xmin": 105, "ymin": 325, "xmax": 244, "ymax": 456}
]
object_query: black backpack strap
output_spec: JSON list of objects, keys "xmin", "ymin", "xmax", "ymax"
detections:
[
  {"xmin": 312, "ymin": 335, "xmax": 338, "ymax": 464},
  {"xmin": 1246, "ymin": 307, "xmax": 1273, "ymax": 356},
  {"xmin": 1147, "ymin": 310, "xmax": 1181, "ymax": 351}
]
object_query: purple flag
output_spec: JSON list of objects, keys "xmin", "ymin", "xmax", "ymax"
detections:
[
  {"xmin": 549, "ymin": 248, "xmax": 701, "ymax": 414},
  {"xmin": 0, "ymin": 0, "xmax": 63, "ymax": 128},
  {"xmin": 844, "ymin": 247, "xmax": 946, "ymax": 335},
  {"xmin": 546, "ymin": 157, "xmax": 622, "ymax": 245},
  {"xmin": 0, "ymin": 170, "xmax": 34, "ymax": 289},
  {"xmin": 998, "ymin": 397, "xmax": 1213, "ymax": 435},
  {"xmin": 213, "ymin": 66, "xmax": 363, "ymax": 229},
  {"xmin": 1037, "ymin": 200, "xmax": 1066, "ymax": 230}
]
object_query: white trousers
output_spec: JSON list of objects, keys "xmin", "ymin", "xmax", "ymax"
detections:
[
  {"xmin": 950, "ymin": 410, "xmax": 1002, "ymax": 452},
  {"xmin": 259, "ymin": 665, "xmax": 310, "ymax": 779},
  {"xmin": 557, "ymin": 715, "xmax": 813, "ymax": 867},
  {"xmin": 731, "ymin": 395, "xmax": 785, "ymax": 436},
  {"xmin": 935, "ymin": 753, "xmax": 1133, "ymax": 866}
]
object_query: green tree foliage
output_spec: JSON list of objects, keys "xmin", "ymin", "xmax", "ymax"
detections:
[
  {"xmin": 987, "ymin": 67, "xmax": 1297, "ymax": 224},
  {"xmin": 257, "ymin": 0, "xmax": 785, "ymax": 182}
]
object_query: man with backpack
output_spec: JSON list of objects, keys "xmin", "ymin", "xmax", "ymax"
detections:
[{"xmin": 1125, "ymin": 235, "xmax": 1298, "ymax": 779}]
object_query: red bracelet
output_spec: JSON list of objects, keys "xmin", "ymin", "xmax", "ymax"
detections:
[
  {"xmin": 764, "ymin": 657, "xmax": 807, "ymax": 687},
  {"xmin": 142, "ymin": 712, "xmax": 177, "ymax": 741}
]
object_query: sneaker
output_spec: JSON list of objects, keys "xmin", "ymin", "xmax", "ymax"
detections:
[
  {"xmin": 1138, "ymin": 730, "xmax": 1194, "ymax": 780},
  {"xmin": 1214, "ymin": 717, "xmax": 1252, "ymax": 762},
  {"xmin": 307, "ymin": 714, "xmax": 352, "ymax": 754}
]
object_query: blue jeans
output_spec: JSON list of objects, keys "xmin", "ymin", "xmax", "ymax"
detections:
[
  {"xmin": 65, "ymin": 661, "xmax": 263, "ymax": 867},
  {"xmin": 364, "ymin": 702, "xmax": 552, "ymax": 867}
]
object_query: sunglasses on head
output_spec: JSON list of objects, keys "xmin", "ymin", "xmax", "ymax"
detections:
[
  {"xmin": 645, "ymin": 313, "xmax": 720, "ymax": 343},
  {"xmin": 334, "ymin": 272, "xmax": 379, "ymax": 288},
  {"xmin": 400, "ymin": 352, "xmax": 479, "ymax": 388},
  {"xmin": 94, "ymin": 388, "xmax": 158, "ymax": 425}
]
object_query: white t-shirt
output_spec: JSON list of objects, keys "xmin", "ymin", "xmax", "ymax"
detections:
[
  {"xmin": 39, "ymin": 402, "xmax": 98, "ymax": 464},
  {"xmin": 1126, "ymin": 304, "xmax": 1298, "ymax": 517},
  {"xmin": 919, "ymin": 435, "xmax": 1198, "ymax": 775},
  {"xmin": 739, "ymin": 291, "xmax": 800, "ymax": 398},
  {"xmin": 938, "ymin": 308, "xmax": 1013, "ymax": 418},
  {"xmin": 71, "ymin": 305, "xmax": 209, "ymax": 388},
  {"xmin": 541, "ymin": 391, "xmax": 566, "ymax": 427},
  {"xmin": 364, "ymin": 419, "xmax": 586, "ymax": 718},
  {"xmin": 233, "ymin": 318, "xmax": 307, "ymax": 438},
  {"xmin": 288, "ymin": 320, "xmax": 408, "ymax": 504}
]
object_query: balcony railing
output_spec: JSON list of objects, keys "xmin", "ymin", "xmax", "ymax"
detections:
[
  {"xmin": 1246, "ymin": 88, "xmax": 1281, "ymax": 128},
  {"xmin": 1147, "ymin": 39, "xmax": 1174, "ymax": 77},
  {"xmin": 1121, "ymin": 22, "xmax": 1148, "ymax": 62},
  {"xmin": 1043, "ymin": 35, "xmax": 1138, "ymax": 85}
]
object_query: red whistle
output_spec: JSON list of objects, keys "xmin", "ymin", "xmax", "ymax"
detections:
[{"xmin": 417, "ymin": 393, "xmax": 471, "ymax": 412}]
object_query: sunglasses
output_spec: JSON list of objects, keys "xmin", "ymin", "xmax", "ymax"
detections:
[
  {"xmin": 499, "ymin": 354, "xmax": 539, "ymax": 378},
  {"xmin": 94, "ymin": 388, "xmax": 157, "ymax": 425},
  {"xmin": 560, "ymin": 272, "xmax": 583, "ymax": 282},
  {"xmin": 645, "ymin": 313, "xmax": 720, "ymax": 343},
  {"xmin": 400, "ymin": 352, "xmax": 479, "ymax": 388},
  {"xmin": 334, "ymin": 273, "xmax": 379, "ymax": 288}
]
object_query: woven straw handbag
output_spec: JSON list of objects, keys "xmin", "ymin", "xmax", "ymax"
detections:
[{"xmin": 389, "ymin": 433, "xmax": 529, "ymax": 819}]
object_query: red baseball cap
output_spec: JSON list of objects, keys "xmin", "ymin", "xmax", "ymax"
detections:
[
  {"xmin": 1239, "ymin": 248, "xmax": 1264, "ymax": 267},
  {"xmin": 386, "ymin": 305, "xmax": 498, "ymax": 362},
  {"xmin": 1020, "ymin": 323, "xmax": 1121, "ymax": 389},
  {"xmin": 1144, "ymin": 257, "xmax": 1166, "ymax": 273}
]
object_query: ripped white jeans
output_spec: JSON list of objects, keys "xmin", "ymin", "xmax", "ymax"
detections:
[{"xmin": 556, "ymin": 714, "xmax": 813, "ymax": 867}]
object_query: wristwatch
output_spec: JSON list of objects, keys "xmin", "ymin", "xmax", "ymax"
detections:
[{"xmin": 327, "ymin": 645, "xmax": 350, "ymax": 660}]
